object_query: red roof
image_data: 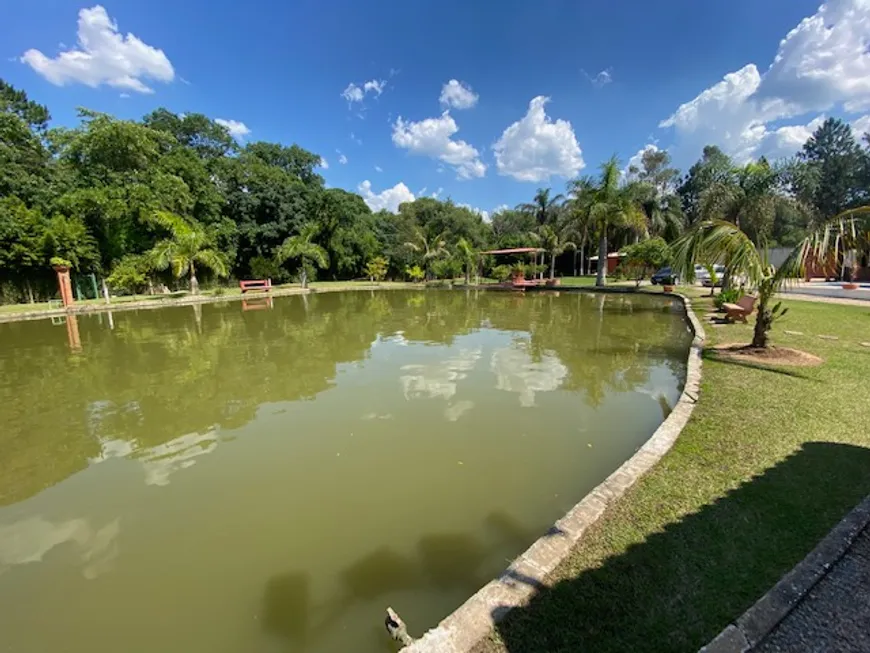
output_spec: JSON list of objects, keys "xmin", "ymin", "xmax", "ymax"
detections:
[{"xmin": 480, "ymin": 247, "xmax": 545, "ymax": 255}]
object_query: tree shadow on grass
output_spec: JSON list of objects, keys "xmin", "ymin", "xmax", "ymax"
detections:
[
  {"xmin": 486, "ymin": 442, "xmax": 870, "ymax": 653},
  {"xmin": 701, "ymin": 349, "xmax": 822, "ymax": 381}
]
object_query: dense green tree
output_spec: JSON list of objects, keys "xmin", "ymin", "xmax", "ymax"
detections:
[
  {"xmin": 404, "ymin": 227, "xmax": 448, "ymax": 281},
  {"xmin": 795, "ymin": 118, "xmax": 868, "ymax": 219},
  {"xmin": 677, "ymin": 145, "xmax": 733, "ymax": 224}
]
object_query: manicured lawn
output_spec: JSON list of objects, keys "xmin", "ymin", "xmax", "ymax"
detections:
[{"xmin": 476, "ymin": 294, "xmax": 870, "ymax": 653}]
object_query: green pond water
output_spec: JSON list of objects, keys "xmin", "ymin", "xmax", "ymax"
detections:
[{"xmin": 0, "ymin": 289, "xmax": 691, "ymax": 653}]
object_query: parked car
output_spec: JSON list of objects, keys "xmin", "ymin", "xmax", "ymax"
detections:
[
  {"xmin": 702, "ymin": 264, "xmax": 726, "ymax": 287},
  {"xmin": 651, "ymin": 267, "xmax": 678, "ymax": 285}
]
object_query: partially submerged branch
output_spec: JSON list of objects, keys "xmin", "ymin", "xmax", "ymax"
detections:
[{"xmin": 385, "ymin": 607, "xmax": 415, "ymax": 647}]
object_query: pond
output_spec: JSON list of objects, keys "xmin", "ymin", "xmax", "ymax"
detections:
[{"xmin": 0, "ymin": 289, "xmax": 692, "ymax": 653}]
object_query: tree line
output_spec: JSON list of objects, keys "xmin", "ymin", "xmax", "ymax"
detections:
[{"xmin": 2, "ymin": 77, "xmax": 869, "ymax": 302}]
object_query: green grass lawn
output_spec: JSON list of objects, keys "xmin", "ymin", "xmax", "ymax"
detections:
[{"xmin": 477, "ymin": 294, "xmax": 870, "ymax": 653}]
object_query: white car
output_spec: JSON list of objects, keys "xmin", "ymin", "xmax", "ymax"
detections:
[{"xmin": 702, "ymin": 264, "xmax": 727, "ymax": 287}]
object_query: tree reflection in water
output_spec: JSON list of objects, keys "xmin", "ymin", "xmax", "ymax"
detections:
[{"xmin": 0, "ymin": 290, "xmax": 690, "ymax": 505}]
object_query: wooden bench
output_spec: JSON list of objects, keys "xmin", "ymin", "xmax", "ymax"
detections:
[
  {"xmin": 239, "ymin": 279, "xmax": 272, "ymax": 294},
  {"xmin": 722, "ymin": 295, "xmax": 757, "ymax": 323}
]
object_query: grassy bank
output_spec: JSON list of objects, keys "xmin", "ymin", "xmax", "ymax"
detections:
[
  {"xmin": 0, "ymin": 280, "xmax": 420, "ymax": 317},
  {"xmin": 476, "ymin": 293, "xmax": 870, "ymax": 653}
]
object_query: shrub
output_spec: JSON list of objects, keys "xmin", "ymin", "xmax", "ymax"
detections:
[
  {"xmin": 492, "ymin": 265, "xmax": 512, "ymax": 282},
  {"xmin": 406, "ymin": 265, "xmax": 425, "ymax": 282},
  {"xmin": 714, "ymin": 287, "xmax": 740, "ymax": 310}
]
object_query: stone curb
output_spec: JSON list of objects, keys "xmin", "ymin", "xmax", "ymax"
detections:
[
  {"xmin": 401, "ymin": 292, "xmax": 706, "ymax": 652},
  {"xmin": 699, "ymin": 494, "xmax": 870, "ymax": 653},
  {"xmin": 0, "ymin": 284, "xmax": 422, "ymax": 324}
]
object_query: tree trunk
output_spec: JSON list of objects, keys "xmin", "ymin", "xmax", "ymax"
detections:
[
  {"xmin": 189, "ymin": 263, "xmax": 199, "ymax": 295},
  {"xmin": 580, "ymin": 240, "xmax": 586, "ymax": 276},
  {"xmin": 24, "ymin": 279, "xmax": 35, "ymax": 304},
  {"xmin": 550, "ymin": 251, "xmax": 556, "ymax": 279},
  {"xmin": 596, "ymin": 232, "xmax": 607, "ymax": 286},
  {"xmin": 300, "ymin": 266, "xmax": 308, "ymax": 289},
  {"xmin": 751, "ymin": 296, "xmax": 771, "ymax": 348},
  {"xmin": 573, "ymin": 250, "xmax": 578, "ymax": 277},
  {"xmin": 101, "ymin": 278, "xmax": 111, "ymax": 304}
]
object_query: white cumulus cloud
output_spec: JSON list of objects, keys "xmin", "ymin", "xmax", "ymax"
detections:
[
  {"xmin": 341, "ymin": 83, "xmax": 364, "ymax": 103},
  {"xmin": 20, "ymin": 5, "xmax": 174, "ymax": 94},
  {"xmin": 852, "ymin": 114, "xmax": 870, "ymax": 138},
  {"xmin": 319, "ymin": 157, "xmax": 329, "ymax": 169},
  {"xmin": 375, "ymin": 165, "xmax": 383, "ymax": 172},
  {"xmin": 658, "ymin": 0, "xmax": 870, "ymax": 163},
  {"xmin": 493, "ymin": 96, "xmax": 585, "ymax": 182},
  {"xmin": 215, "ymin": 118, "xmax": 250, "ymax": 140},
  {"xmin": 439, "ymin": 79, "xmax": 479, "ymax": 110},
  {"xmin": 338, "ymin": 153, "xmax": 348, "ymax": 164},
  {"xmin": 358, "ymin": 180, "xmax": 415, "ymax": 213},
  {"xmin": 392, "ymin": 112, "xmax": 486, "ymax": 180}
]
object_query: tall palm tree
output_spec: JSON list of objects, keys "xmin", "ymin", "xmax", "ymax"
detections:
[
  {"xmin": 584, "ymin": 157, "xmax": 646, "ymax": 286},
  {"xmin": 148, "ymin": 211, "xmax": 229, "ymax": 294},
  {"xmin": 632, "ymin": 181, "xmax": 685, "ymax": 242},
  {"xmin": 565, "ymin": 176, "xmax": 597, "ymax": 276},
  {"xmin": 517, "ymin": 188, "xmax": 565, "ymax": 226},
  {"xmin": 672, "ymin": 207, "xmax": 870, "ymax": 348},
  {"xmin": 276, "ymin": 223, "xmax": 329, "ymax": 288},
  {"xmin": 404, "ymin": 228, "xmax": 447, "ymax": 281},
  {"xmin": 455, "ymin": 237, "xmax": 478, "ymax": 285}
]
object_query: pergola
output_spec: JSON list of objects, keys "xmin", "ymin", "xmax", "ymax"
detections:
[{"xmin": 479, "ymin": 247, "xmax": 545, "ymax": 284}]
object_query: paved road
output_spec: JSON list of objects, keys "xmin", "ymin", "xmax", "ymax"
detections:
[
  {"xmin": 755, "ymin": 526, "xmax": 870, "ymax": 652},
  {"xmin": 780, "ymin": 283, "xmax": 870, "ymax": 302}
]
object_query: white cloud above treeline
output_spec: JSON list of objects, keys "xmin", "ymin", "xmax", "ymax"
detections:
[
  {"xmin": 21, "ymin": 5, "xmax": 174, "ymax": 94},
  {"xmin": 358, "ymin": 180, "xmax": 415, "ymax": 212},
  {"xmin": 215, "ymin": 118, "xmax": 250, "ymax": 139},
  {"xmin": 658, "ymin": 0, "xmax": 870, "ymax": 163},
  {"xmin": 392, "ymin": 112, "xmax": 486, "ymax": 180},
  {"xmin": 493, "ymin": 96, "xmax": 584, "ymax": 182},
  {"xmin": 439, "ymin": 80, "xmax": 479, "ymax": 110}
]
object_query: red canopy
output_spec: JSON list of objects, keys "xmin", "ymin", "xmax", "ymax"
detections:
[{"xmin": 479, "ymin": 247, "xmax": 544, "ymax": 255}]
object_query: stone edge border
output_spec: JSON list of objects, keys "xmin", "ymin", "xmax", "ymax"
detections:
[
  {"xmin": 0, "ymin": 284, "xmax": 422, "ymax": 324},
  {"xmin": 699, "ymin": 494, "xmax": 870, "ymax": 653},
  {"xmin": 401, "ymin": 290, "xmax": 706, "ymax": 653}
]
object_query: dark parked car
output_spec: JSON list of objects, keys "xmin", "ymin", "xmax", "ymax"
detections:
[{"xmin": 651, "ymin": 267, "xmax": 678, "ymax": 284}]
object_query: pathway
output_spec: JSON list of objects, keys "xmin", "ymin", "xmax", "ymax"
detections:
[{"xmin": 702, "ymin": 496, "xmax": 870, "ymax": 653}]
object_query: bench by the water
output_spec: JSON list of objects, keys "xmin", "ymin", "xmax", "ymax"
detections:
[
  {"xmin": 511, "ymin": 278, "xmax": 561, "ymax": 290},
  {"xmin": 239, "ymin": 279, "xmax": 272, "ymax": 294}
]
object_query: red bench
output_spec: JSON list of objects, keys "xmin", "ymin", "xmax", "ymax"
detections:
[{"xmin": 239, "ymin": 279, "xmax": 272, "ymax": 294}]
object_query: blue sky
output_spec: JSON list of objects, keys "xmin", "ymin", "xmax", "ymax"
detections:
[{"xmin": 3, "ymin": 0, "xmax": 870, "ymax": 217}]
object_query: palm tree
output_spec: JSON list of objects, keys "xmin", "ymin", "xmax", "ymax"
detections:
[
  {"xmin": 517, "ymin": 188, "xmax": 565, "ymax": 226},
  {"xmin": 276, "ymin": 223, "xmax": 329, "ymax": 288},
  {"xmin": 583, "ymin": 157, "xmax": 646, "ymax": 286},
  {"xmin": 632, "ymin": 181, "xmax": 685, "ymax": 242},
  {"xmin": 148, "ymin": 211, "xmax": 229, "ymax": 294},
  {"xmin": 455, "ymin": 237, "xmax": 478, "ymax": 285},
  {"xmin": 672, "ymin": 207, "xmax": 870, "ymax": 348},
  {"xmin": 404, "ymin": 228, "xmax": 447, "ymax": 281},
  {"xmin": 699, "ymin": 160, "xmax": 790, "ymax": 244},
  {"xmin": 537, "ymin": 223, "xmax": 576, "ymax": 280},
  {"xmin": 565, "ymin": 176, "xmax": 596, "ymax": 276}
]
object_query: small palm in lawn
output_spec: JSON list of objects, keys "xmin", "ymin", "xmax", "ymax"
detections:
[
  {"xmin": 276, "ymin": 223, "xmax": 329, "ymax": 289},
  {"xmin": 148, "ymin": 211, "xmax": 229, "ymax": 294},
  {"xmin": 672, "ymin": 207, "xmax": 870, "ymax": 348},
  {"xmin": 404, "ymin": 228, "xmax": 447, "ymax": 281},
  {"xmin": 455, "ymin": 237, "xmax": 477, "ymax": 284},
  {"xmin": 585, "ymin": 157, "xmax": 647, "ymax": 286},
  {"xmin": 518, "ymin": 188, "xmax": 565, "ymax": 226}
]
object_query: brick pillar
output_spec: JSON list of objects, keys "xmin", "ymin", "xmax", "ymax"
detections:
[{"xmin": 54, "ymin": 266, "xmax": 74, "ymax": 307}]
